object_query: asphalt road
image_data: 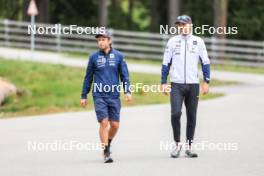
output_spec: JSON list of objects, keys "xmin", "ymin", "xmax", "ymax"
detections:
[{"xmin": 0, "ymin": 47, "xmax": 264, "ymax": 175}]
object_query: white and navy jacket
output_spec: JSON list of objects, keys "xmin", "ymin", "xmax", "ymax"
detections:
[{"xmin": 161, "ymin": 34, "xmax": 210, "ymax": 84}]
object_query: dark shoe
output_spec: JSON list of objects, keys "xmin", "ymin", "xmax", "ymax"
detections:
[
  {"xmin": 104, "ymin": 150, "xmax": 113, "ymax": 163},
  {"xmin": 185, "ymin": 149, "xmax": 198, "ymax": 158}
]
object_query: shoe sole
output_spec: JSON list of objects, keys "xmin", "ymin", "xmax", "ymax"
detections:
[
  {"xmin": 185, "ymin": 154, "xmax": 198, "ymax": 158},
  {"xmin": 170, "ymin": 154, "xmax": 180, "ymax": 158},
  {"xmin": 104, "ymin": 158, "xmax": 114, "ymax": 163},
  {"xmin": 104, "ymin": 159, "xmax": 113, "ymax": 163}
]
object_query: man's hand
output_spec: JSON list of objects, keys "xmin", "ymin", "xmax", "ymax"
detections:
[
  {"xmin": 80, "ymin": 99, "xmax": 87, "ymax": 107},
  {"xmin": 201, "ymin": 82, "xmax": 209, "ymax": 95},
  {"xmin": 125, "ymin": 93, "xmax": 132, "ymax": 102},
  {"xmin": 162, "ymin": 84, "xmax": 169, "ymax": 96}
]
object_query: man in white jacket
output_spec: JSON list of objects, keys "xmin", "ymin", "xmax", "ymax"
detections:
[{"xmin": 161, "ymin": 15, "xmax": 210, "ymax": 158}]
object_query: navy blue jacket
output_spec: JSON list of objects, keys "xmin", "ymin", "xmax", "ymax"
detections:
[{"xmin": 81, "ymin": 48, "xmax": 130, "ymax": 99}]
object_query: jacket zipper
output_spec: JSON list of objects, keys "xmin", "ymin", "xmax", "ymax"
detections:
[{"xmin": 184, "ymin": 38, "xmax": 187, "ymax": 84}]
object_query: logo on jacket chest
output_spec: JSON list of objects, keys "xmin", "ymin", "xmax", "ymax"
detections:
[
  {"xmin": 188, "ymin": 40, "xmax": 198, "ymax": 53},
  {"xmin": 109, "ymin": 53, "xmax": 116, "ymax": 66},
  {"xmin": 97, "ymin": 54, "xmax": 116, "ymax": 67},
  {"xmin": 97, "ymin": 56, "xmax": 106, "ymax": 67},
  {"xmin": 174, "ymin": 40, "xmax": 181, "ymax": 55}
]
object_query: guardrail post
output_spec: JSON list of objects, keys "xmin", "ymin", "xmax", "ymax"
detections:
[
  {"xmin": 262, "ymin": 41, "xmax": 264, "ymax": 58},
  {"xmin": 162, "ymin": 34, "xmax": 167, "ymax": 51},
  {"xmin": 109, "ymin": 28, "xmax": 114, "ymax": 47},
  {"xmin": 211, "ymin": 37, "xmax": 217, "ymax": 60},
  {"xmin": 4, "ymin": 19, "xmax": 10, "ymax": 47},
  {"xmin": 56, "ymin": 31, "xmax": 61, "ymax": 52}
]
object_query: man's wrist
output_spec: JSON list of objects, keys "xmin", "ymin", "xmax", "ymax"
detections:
[
  {"xmin": 81, "ymin": 95, "xmax": 87, "ymax": 99},
  {"xmin": 204, "ymin": 79, "xmax": 210, "ymax": 84}
]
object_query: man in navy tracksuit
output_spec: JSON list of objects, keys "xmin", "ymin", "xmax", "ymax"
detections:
[
  {"xmin": 80, "ymin": 30, "xmax": 132, "ymax": 163},
  {"xmin": 161, "ymin": 15, "xmax": 211, "ymax": 158}
]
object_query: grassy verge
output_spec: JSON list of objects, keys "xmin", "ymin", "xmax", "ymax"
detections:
[
  {"xmin": 63, "ymin": 52, "xmax": 264, "ymax": 74},
  {"xmin": 125, "ymin": 58, "xmax": 264, "ymax": 74},
  {"xmin": 211, "ymin": 64, "xmax": 264, "ymax": 74},
  {"xmin": 0, "ymin": 59, "xmax": 235, "ymax": 118}
]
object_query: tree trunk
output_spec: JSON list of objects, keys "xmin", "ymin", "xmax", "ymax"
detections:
[
  {"xmin": 213, "ymin": 0, "xmax": 229, "ymax": 61},
  {"xmin": 213, "ymin": 0, "xmax": 228, "ymax": 39},
  {"xmin": 127, "ymin": 0, "xmax": 133, "ymax": 28},
  {"xmin": 37, "ymin": 0, "xmax": 50, "ymax": 23},
  {"xmin": 150, "ymin": 0, "xmax": 159, "ymax": 31},
  {"xmin": 22, "ymin": 0, "xmax": 30, "ymax": 21},
  {"xmin": 168, "ymin": 0, "xmax": 181, "ymax": 27},
  {"xmin": 98, "ymin": 0, "xmax": 108, "ymax": 27},
  {"xmin": 111, "ymin": 0, "xmax": 118, "ymax": 9}
]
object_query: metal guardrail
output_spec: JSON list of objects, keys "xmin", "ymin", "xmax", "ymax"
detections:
[{"xmin": 0, "ymin": 19, "xmax": 264, "ymax": 67}]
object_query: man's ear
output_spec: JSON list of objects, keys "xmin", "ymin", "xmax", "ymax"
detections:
[{"xmin": 108, "ymin": 38, "xmax": 112, "ymax": 46}]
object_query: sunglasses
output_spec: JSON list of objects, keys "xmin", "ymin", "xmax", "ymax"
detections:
[{"xmin": 177, "ymin": 15, "xmax": 191, "ymax": 21}]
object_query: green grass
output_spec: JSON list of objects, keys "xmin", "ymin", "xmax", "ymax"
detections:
[
  {"xmin": 0, "ymin": 59, "xmax": 234, "ymax": 118},
  {"xmin": 63, "ymin": 52, "xmax": 264, "ymax": 74},
  {"xmin": 63, "ymin": 51, "xmax": 88, "ymax": 59},
  {"xmin": 211, "ymin": 64, "xmax": 264, "ymax": 74},
  {"xmin": 126, "ymin": 58, "xmax": 264, "ymax": 74},
  {"xmin": 63, "ymin": 52, "xmax": 162, "ymax": 65}
]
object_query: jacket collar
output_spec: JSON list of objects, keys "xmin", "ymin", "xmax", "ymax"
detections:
[
  {"xmin": 180, "ymin": 33, "xmax": 192, "ymax": 40},
  {"xmin": 99, "ymin": 47, "xmax": 113, "ymax": 55}
]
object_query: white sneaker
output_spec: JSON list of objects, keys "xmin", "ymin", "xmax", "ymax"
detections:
[{"xmin": 170, "ymin": 145, "xmax": 182, "ymax": 158}]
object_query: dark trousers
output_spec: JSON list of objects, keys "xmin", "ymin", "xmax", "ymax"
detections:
[{"xmin": 170, "ymin": 83, "xmax": 199, "ymax": 145}]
